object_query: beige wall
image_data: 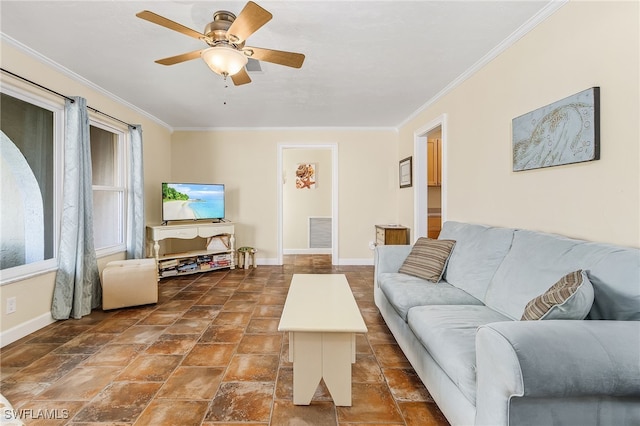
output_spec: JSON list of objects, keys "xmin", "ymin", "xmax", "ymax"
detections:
[
  {"xmin": 283, "ymin": 149, "xmax": 333, "ymax": 251},
  {"xmin": 169, "ymin": 129, "xmax": 398, "ymax": 262},
  {"xmin": 398, "ymin": 0, "xmax": 639, "ymax": 247},
  {"xmin": 0, "ymin": 40, "xmax": 173, "ymax": 341}
]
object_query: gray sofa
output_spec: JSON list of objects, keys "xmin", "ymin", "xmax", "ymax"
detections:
[{"xmin": 374, "ymin": 221, "xmax": 640, "ymax": 426}]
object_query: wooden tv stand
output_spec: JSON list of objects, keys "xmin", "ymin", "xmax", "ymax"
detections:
[{"xmin": 146, "ymin": 222, "xmax": 235, "ymax": 278}]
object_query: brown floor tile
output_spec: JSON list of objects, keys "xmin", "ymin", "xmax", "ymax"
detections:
[
  {"xmin": 1, "ymin": 257, "xmax": 451, "ymax": 426},
  {"xmin": 246, "ymin": 318, "xmax": 280, "ymax": 333},
  {"xmin": 398, "ymin": 401, "xmax": 449, "ymax": 426},
  {"xmin": 144, "ymin": 334, "xmax": 198, "ymax": 355},
  {"xmin": 116, "ymin": 354, "xmax": 182, "ymax": 382},
  {"xmin": 181, "ymin": 305, "xmax": 222, "ymax": 319},
  {"xmin": 199, "ymin": 325, "xmax": 245, "ymax": 343},
  {"xmin": 253, "ymin": 305, "xmax": 284, "ymax": 318},
  {"xmin": 137, "ymin": 310, "xmax": 182, "ymax": 325},
  {"xmin": 182, "ymin": 343, "xmax": 236, "ymax": 366},
  {"xmin": 156, "ymin": 366, "xmax": 224, "ymax": 399},
  {"xmin": 337, "ymin": 383, "xmax": 404, "ymax": 423},
  {"xmin": 5, "ymin": 353, "xmax": 89, "ymax": 383},
  {"xmin": 89, "ymin": 317, "xmax": 138, "ymax": 333},
  {"xmin": 109, "ymin": 325, "xmax": 167, "ymax": 345},
  {"xmin": 237, "ymin": 334, "xmax": 283, "ymax": 354},
  {"xmin": 205, "ymin": 382, "xmax": 274, "ymax": 422},
  {"xmin": 133, "ymin": 399, "xmax": 209, "ymax": 425},
  {"xmin": 212, "ymin": 311, "xmax": 252, "ymax": 327},
  {"xmin": 371, "ymin": 344, "xmax": 411, "ymax": 368},
  {"xmin": 53, "ymin": 332, "xmax": 115, "ymax": 354},
  {"xmin": 352, "ymin": 354, "xmax": 384, "ymax": 383},
  {"xmin": 72, "ymin": 381, "xmax": 161, "ymax": 423},
  {"xmin": 271, "ymin": 400, "xmax": 337, "ymax": 425},
  {"xmin": 164, "ymin": 318, "xmax": 210, "ymax": 335},
  {"xmin": 16, "ymin": 400, "xmax": 85, "ymax": 426},
  {"xmin": 0, "ymin": 343, "xmax": 58, "ymax": 367},
  {"xmin": 83, "ymin": 344, "xmax": 145, "ymax": 366},
  {"xmin": 383, "ymin": 368, "xmax": 432, "ymax": 401},
  {"xmin": 197, "ymin": 294, "xmax": 231, "ymax": 305},
  {"xmin": 222, "ymin": 299, "xmax": 258, "ymax": 312},
  {"xmin": 36, "ymin": 366, "xmax": 120, "ymax": 401},
  {"xmin": 224, "ymin": 354, "xmax": 279, "ymax": 382}
]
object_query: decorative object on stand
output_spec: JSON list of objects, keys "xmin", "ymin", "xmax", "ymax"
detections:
[
  {"xmin": 295, "ymin": 163, "xmax": 316, "ymax": 189},
  {"xmin": 136, "ymin": 1, "xmax": 305, "ymax": 86},
  {"xmin": 399, "ymin": 156, "xmax": 412, "ymax": 188},
  {"xmin": 512, "ymin": 87, "xmax": 600, "ymax": 171}
]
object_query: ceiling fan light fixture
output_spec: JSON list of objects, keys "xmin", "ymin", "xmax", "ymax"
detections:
[{"xmin": 201, "ymin": 46, "xmax": 248, "ymax": 76}]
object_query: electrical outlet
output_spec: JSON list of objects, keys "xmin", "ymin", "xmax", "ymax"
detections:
[{"xmin": 6, "ymin": 297, "xmax": 16, "ymax": 314}]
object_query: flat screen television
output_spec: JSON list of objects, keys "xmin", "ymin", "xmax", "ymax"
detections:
[{"xmin": 162, "ymin": 182, "xmax": 225, "ymax": 222}]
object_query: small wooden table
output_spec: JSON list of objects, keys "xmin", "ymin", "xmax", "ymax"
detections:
[{"xmin": 278, "ymin": 274, "xmax": 368, "ymax": 406}]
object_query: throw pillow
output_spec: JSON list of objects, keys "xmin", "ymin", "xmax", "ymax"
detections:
[
  {"xmin": 521, "ymin": 270, "xmax": 595, "ymax": 321},
  {"xmin": 398, "ymin": 238, "xmax": 456, "ymax": 282}
]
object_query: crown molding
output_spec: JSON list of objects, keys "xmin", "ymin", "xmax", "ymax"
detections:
[
  {"xmin": 1, "ymin": 33, "xmax": 173, "ymax": 132},
  {"xmin": 397, "ymin": 0, "xmax": 569, "ymax": 129}
]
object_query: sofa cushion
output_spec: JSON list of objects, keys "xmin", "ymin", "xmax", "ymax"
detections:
[
  {"xmin": 485, "ymin": 230, "xmax": 586, "ymax": 320},
  {"xmin": 379, "ymin": 272, "xmax": 483, "ymax": 321},
  {"xmin": 485, "ymin": 229, "xmax": 640, "ymax": 320},
  {"xmin": 521, "ymin": 270, "xmax": 594, "ymax": 320},
  {"xmin": 407, "ymin": 305, "xmax": 511, "ymax": 405},
  {"xmin": 398, "ymin": 238, "xmax": 456, "ymax": 282},
  {"xmin": 438, "ymin": 221, "xmax": 514, "ymax": 302}
]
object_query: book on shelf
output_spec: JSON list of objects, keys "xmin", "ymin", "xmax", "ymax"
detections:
[
  {"xmin": 161, "ymin": 269, "xmax": 178, "ymax": 277},
  {"xmin": 158, "ymin": 258, "xmax": 179, "ymax": 269}
]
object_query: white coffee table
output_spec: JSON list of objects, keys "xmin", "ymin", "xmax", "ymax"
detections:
[{"xmin": 278, "ymin": 274, "xmax": 368, "ymax": 406}]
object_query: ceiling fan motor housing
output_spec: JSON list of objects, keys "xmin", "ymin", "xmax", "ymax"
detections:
[{"xmin": 205, "ymin": 11, "xmax": 241, "ymax": 46}]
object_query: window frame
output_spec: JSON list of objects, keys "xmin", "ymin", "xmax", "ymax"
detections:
[
  {"xmin": 0, "ymin": 81, "xmax": 64, "ymax": 285},
  {"xmin": 88, "ymin": 116, "xmax": 128, "ymax": 258}
]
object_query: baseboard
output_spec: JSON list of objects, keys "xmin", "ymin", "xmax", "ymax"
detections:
[
  {"xmin": 255, "ymin": 258, "xmax": 373, "ymax": 266},
  {"xmin": 0, "ymin": 312, "xmax": 55, "ymax": 348},
  {"xmin": 282, "ymin": 248, "xmax": 332, "ymax": 255},
  {"xmin": 336, "ymin": 258, "xmax": 374, "ymax": 266}
]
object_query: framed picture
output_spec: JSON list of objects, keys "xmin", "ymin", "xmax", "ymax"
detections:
[
  {"xmin": 399, "ymin": 156, "xmax": 412, "ymax": 188},
  {"xmin": 512, "ymin": 87, "xmax": 600, "ymax": 171}
]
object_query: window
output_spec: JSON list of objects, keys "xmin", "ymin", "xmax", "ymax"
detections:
[
  {"xmin": 89, "ymin": 122, "xmax": 126, "ymax": 254},
  {"xmin": 0, "ymin": 86, "xmax": 62, "ymax": 283}
]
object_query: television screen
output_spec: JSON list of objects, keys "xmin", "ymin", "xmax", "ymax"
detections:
[{"xmin": 162, "ymin": 183, "xmax": 225, "ymax": 222}]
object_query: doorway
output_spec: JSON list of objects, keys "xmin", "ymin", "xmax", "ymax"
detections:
[
  {"xmin": 276, "ymin": 144, "xmax": 338, "ymax": 265},
  {"xmin": 413, "ymin": 115, "xmax": 447, "ymax": 239}
]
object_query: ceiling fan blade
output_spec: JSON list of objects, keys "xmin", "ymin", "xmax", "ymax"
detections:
[
  {"xmin": 245, "ymin": 47, "xmax": 305, "ymax": 68},
  {"xmin": 231, "ymin": 67, "xmax": 252, "ymax": 86},
  {"xmin": 136, "ymin": 10, "xmax": 205, "ymax": 40},
  {"xmin": 155, "ymin": 50, "xmax": 204, "ymax": 66},
  {"xmin": 226, "ymin": 1, "xmax": 272, "ymax": 44}
]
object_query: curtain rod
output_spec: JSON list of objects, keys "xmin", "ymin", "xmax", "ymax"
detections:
[{"xmin": 1, "ymin": 67, "xmax": 137, "ymax": 129}]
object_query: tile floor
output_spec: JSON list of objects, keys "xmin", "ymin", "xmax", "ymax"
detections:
[{"xmin": 0, "ymin": 255, "xmax": 450, "ymax": 425}]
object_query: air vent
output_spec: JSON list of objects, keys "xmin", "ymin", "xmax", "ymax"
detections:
[
  {"xmin": 246, "ymin": 58, "xmax": 262, "ymax": 73},
  {"xmin": 309, "ymin": 217, "xmax": 331, "ymax": 249}
]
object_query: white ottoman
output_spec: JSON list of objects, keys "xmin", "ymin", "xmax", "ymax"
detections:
[{"xmin": 101, "ymin": 258, "xmax": 158, "ymax": 310}]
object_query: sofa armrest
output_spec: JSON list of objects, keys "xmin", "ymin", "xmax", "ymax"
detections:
[
  {"xmin": 373, "ymin": 245, "xmax": 412, "ymax": 286},
  {"xmin": 475, "ymin": 320, "xmax": 640, "ymax": 425}
]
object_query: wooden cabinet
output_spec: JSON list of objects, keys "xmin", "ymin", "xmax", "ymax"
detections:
[
  {"xmin": 375, "ymin": 225, "xmax": 410, "ymax": 246},
  {"xmin": 427, "ymin": 216, "xmax": 442, "ymax": 239},
  {"xmin": 427, "ymin": 138, "xmax": 442, "ymax": 187}
]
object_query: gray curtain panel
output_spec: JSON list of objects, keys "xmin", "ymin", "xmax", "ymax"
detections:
[
  {"xmin": 51, "ymin": 97, "xmax": 101, "ymax": 320},
  {"xmin": 127, "ymin": 124, "xmax": 145, "ymax": 259}
]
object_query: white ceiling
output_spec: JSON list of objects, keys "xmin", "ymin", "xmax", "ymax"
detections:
[{"xmin": 0, "ymin": 1, "xmax": 559, "ymax": 130}]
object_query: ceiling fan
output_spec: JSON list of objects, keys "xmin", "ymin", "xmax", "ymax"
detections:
[{"xmin": 136, "ymin": 1, "xmax": 305, "ymax": 86}]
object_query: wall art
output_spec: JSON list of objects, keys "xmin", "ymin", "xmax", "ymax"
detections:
[
  {"xmin": 512, "ymin": 87, "xmax": 600, "ymax": 171},
  {"xmin": 295, "ymin": 163, "xmax": 316, "ymax": 189},
  {"xmin": 399, "ymin": 156, "xmax": 412, "ymax": 188}
]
